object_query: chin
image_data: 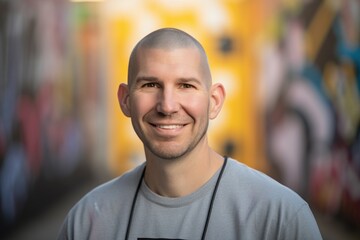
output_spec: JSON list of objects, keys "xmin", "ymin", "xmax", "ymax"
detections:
[
  {"xmin": 148, "ymin": 145, "xmax": 191, "ymax": 160},
  {"xmin": 151, "ymin": 150, "xmax": 187, "ymax": 160}
]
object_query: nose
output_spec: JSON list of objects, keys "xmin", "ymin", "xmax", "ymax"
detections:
[{"xmin": 156, "ymin": 87, "xmax": 180, "ymax": 116}]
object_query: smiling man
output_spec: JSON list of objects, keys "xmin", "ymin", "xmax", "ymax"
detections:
[{"xmin": 58, "ymin": 28, "xmax": 322, "ymax": 240}]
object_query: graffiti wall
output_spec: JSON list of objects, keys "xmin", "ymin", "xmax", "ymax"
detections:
[
  {"xmin": 1, "ymin": 0, "xmax": 359, "ymax": 236},
  {"xmin": 261, "ymin": 0, "xmax": 360, "ymax": 229},
  {"xmin": 0, "ymin": 0, "xmax": 104, "ymax": 236}
]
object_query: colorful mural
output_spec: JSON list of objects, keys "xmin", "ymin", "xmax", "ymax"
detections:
[
  {"xmin": 261, "ymin": 0, "xmax": 360, "ymax": 230},
  {"xmin": 0, "ymin": 0, "xmax": 104, "ymax": 236},
  {"xmin": 0, "ymin": 0, "xmax": 359, "ymax": 236}
]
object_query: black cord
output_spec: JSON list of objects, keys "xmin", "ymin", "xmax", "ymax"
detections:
[
  {"xmin": 125, "ymin": 156, "xmax": 228, "ymax": 240},
  {"xmin": 201, "ymin": 156, "xmax": 228, "ymax": 240},
  {"xmin": 125, "ymin": 166, "xmax": 146, "ymax": 240}
]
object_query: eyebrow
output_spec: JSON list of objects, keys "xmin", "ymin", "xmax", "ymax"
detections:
[
  {"xmin": 177, "ymin": 77, "xmax": 202, "ymax": 86},
  {"xmin": 132, "ymin": 76, "xmax": 158, "ymax": 87},
  {"xmin": 135, "ymin": 76, "xmax": 158, "ymax": 83},
  {"xmin": 134, "ymin": 76, "xmax": 203, "ymax": 86}
]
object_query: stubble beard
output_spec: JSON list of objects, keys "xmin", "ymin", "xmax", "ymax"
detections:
[{"xmin": 141, "ymin": 120, "xmax": 209, "ymax": 161}]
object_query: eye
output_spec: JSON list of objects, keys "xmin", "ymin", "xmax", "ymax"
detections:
[
  {"xmin": 180, "ymin": 83, "xmax": 195, "ymax": 89},
  {"xmin": 142, "ymin": 82, "xmax": 159, "ymax": 88}
]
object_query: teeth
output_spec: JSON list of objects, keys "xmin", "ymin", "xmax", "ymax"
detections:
[{"xmin": 157, "ymin": 125, "xmax": 182, "ymax": 129}]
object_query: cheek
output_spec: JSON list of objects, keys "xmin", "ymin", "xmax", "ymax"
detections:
[
  {"xmin": 182, "ymin": 95, "xmax": 209, "ymax": 117},
  {"xmin": 131, "ymin": 95, "xmax": 155, "ymax": 117},
  {"xmin": 130, "ymin": 96, "xmax": 153, "ymax": 135}
]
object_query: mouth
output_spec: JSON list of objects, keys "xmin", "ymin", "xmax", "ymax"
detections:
[
  {"xmin": 149, "ymin": 121, "xmax": 188, "ymax": 130},
  {"xmin": 155, "ymin": 124, "xmax": 185, "ymax": 130},
  {"xmin": 147, "ymin": 122, "xmax": 189, "ymax": 138}
]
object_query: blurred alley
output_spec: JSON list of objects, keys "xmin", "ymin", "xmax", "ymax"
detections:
[{"xmin": 1, "ymin": 0, "xmax": 360, "ymax": 239}]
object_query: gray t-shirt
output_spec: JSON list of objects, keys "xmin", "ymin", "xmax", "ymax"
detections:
[{"xmin": 57, "ymin": 158, "xmax": 322, "ymax": 239}]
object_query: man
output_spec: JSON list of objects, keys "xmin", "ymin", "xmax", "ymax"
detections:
[{"xmin": 58, "ymin": 28, "xmax": 322, "ymax": 239}]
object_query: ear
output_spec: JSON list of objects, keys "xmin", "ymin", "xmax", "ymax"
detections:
[
  {"xmin": 118, "ymin": 83, "xmax": 131, "ymax": 117},
  {"xmin": 209, "ymin": 83, "xmax": 226, "ymax": 119}
]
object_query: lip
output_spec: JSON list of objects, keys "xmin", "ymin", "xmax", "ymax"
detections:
[
  {"xmin": 155, "ymin": 124, "xmax": 184, "ymax": 129},
  {"xmin": 148, "ymin": 122, "xmax": 188, "ymax": 136}
]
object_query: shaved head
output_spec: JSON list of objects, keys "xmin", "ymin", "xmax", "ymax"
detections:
[{"xmin": 127, "ymin": 28, "xmax": 212, "ymax": 88}]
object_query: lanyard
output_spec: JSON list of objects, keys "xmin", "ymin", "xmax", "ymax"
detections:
[{"xmin": 125, "ymin": 156, "xmax": 228, "ymax": 240}]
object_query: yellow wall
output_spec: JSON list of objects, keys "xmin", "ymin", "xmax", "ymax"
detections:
[{"xmin": 103, "ymin": 0, "xmax": 269, "ymax": 175}]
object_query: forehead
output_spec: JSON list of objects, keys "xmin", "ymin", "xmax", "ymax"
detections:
[
  {"xmin": 137, "ymin": 47, "xmax": 201, "ymax": 66},
  {"xmin": 135, "ymin": 47, "xmax": 204, "ymax": 78}
]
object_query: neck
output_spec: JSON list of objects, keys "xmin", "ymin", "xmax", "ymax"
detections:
[{"xmin": 144, "ymin": 146, "xmax": 224, "ymax": 197}]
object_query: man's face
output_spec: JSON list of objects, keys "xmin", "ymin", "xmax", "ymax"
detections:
[{"xmin": 124, "ymin": 47, "xmax": 212, "ymax": 160}]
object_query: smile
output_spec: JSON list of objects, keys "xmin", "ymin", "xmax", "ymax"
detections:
[{"xmin": 156, "ymin": 124, "xmax": 184, "ymax": 129}]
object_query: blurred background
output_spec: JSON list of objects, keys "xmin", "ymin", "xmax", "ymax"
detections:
[{"xmin": 0, "ymin": 0, "xmax": 359, "ymax": 239}]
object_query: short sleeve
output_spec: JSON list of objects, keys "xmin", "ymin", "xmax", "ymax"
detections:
[{"xmin": 281, "ymin": 204, "xmax": 323, "ymax": 240}]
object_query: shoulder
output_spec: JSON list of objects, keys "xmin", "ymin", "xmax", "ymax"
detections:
[
  {"xmin": 224, "ymin": 158, "xmax": 306, "ymax": 208},
  {"xmin": 220, "ymin": 158, "xmax": 322, "ymax": 238},
  {"xmin": 58, "ymin": 163, "xmax": 145, "ymax": 239},
  {"xmin": 75, "ymin": 163, "xmax": 145, "ymax": 209}
]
